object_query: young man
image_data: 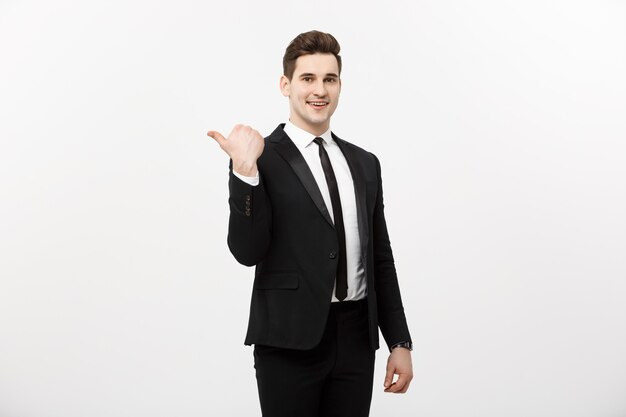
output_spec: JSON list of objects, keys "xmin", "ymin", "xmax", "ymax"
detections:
[{"xmin": 208, "ymin": 30, "xmax": 413, "ymax": 417}]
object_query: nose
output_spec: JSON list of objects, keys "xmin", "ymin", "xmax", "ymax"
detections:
[{"xmin": 312, "ymin": 79, "xmax": 327, "ymax": 96}]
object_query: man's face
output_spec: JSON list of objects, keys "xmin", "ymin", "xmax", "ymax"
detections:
[{"xmin": 280, "ymin": 53, "xmax": 341, "ymax": 136}]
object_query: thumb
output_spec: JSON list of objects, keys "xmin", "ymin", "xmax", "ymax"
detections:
[
  {"xmin": 384, "ymin": 363, "xmax": 395, "ymax": 388},
  {"xmin": 207, "ymin": 130, "xmax": 226, "ymax": 146}
]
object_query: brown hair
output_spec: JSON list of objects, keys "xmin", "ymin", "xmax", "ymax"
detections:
[{"xmin": 283, "ymin": 30, "xmax": 342, "ymax": 80}]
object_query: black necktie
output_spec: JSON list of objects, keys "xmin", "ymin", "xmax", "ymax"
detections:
[{"xmin": 313, "ymin": 137, "xmax": 348, "ymax": 301}]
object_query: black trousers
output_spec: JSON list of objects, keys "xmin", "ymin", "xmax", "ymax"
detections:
[{"xmin": 253, "ymin": 299, "xmax": 375, "ymax": 417}]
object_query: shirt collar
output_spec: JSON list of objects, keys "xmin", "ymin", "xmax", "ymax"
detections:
[{"xmin": 284, "ymin": 120, "xmax": 334, "ymax": 151}]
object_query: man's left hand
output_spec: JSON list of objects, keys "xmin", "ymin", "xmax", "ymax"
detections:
[{"xmin": 383, "ymin": 347, "xmax": 413, "ymax": 393}]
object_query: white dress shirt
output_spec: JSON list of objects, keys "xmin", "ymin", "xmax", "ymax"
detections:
[{"xmin": 233, "ymin": 121, "xmax": 367, "ymax": 302}]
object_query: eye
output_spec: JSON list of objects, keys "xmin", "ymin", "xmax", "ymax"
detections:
[
  {"xmin": 303, "ymin": 77, "xmax": 313, "ymax": 82},
  {"xmin": 325, "ymin": 78, "xmax": 337, "ymax": 83}
]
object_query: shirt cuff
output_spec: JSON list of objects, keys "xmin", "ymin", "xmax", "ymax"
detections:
[{"xmin": 233, "ymin": 170, "xmax": 260, "ymax": 186}]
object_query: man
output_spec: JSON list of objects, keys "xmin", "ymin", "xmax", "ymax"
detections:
[{"xmin": 208, "ymin": 30, "xmax": 413, "ymax": 417}]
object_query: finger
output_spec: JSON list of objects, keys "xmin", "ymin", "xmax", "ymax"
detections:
[
  {"xmin": 383, "ymin": 366, "xmax": 395, "ymax": 389},
  {"xmin": 207, "ymin": 130, "xmax": 226, "ymax": 146},
  {"xmin": 252, "ymin": 128, "xmax": 264, "ymax": 140},
  {"xmin": 384, "ymin": 382, "xmax": 404, "ymax": 393},
  {"xmin": 229, "ymin": 124, "xmax": 245, "ymax": 136},
  {"xmin": 385, "ymin": 383, "xmax": 408, "ymax": 394},
  {"xmin": 390, "ymin": 374, "xmax": 410, "ymax": 393}
]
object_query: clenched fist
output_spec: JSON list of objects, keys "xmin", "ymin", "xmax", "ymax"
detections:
[{"xmin": 208, "ymin": 124, "xmax": 265, "ymax": 176}]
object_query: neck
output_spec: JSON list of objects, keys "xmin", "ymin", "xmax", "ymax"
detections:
[{"xmin": 289, "ymin": 118, "xmax": 329, "ymax": 137}]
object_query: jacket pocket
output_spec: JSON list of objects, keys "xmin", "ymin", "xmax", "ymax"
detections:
[{"xmin": 253, "ymin": 272, "xmax": 299, "ymax": 290}]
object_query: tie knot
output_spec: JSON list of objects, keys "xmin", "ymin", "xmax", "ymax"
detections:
[{"xmin": 313, "ymin": 137, "xmax": 324, "ymax": 146}]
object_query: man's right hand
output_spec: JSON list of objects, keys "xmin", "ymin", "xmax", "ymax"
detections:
[{"xmin": 207, "ymin": 124, "xmax": 265, "ymax": 177}]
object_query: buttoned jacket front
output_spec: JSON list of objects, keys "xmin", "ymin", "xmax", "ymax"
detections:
[{"xmin": 227, "ymin": 124, "xmax": 411, "ymax": 351}]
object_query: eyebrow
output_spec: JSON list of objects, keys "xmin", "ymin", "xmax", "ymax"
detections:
[{"xmin": 299, "ymin": 73, "xmax": 339, "ymax": 78}]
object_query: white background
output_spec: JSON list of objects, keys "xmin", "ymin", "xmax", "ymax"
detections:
[{"xmin": 1, "ymin": 0, "xmax": 625, "ymax": 416}]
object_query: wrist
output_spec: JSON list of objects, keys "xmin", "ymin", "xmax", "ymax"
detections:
[
  {"xmin": 390, "ymin": 341, "xmax": 413, "ymax": 352},
  {"xmin": 232, "ymin": 160, "xmax": 258, "ymax": 177}
]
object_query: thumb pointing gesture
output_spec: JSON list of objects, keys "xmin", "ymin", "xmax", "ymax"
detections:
[
  {"xmin": 207, "ymin": 130, "xmax": 227, "ymax": 148},
  {"xmin": 207, "ymin": 124, "xmax": 264, "ymax": 177}
]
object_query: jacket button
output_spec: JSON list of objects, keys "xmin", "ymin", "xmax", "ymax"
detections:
[
  {"xmin": 245, "ymin": 209, "xmax": 251, "ymax": 216},
  {"xmin": 329, "ymin": 251, "xmax": 337, "ymax": 259}
]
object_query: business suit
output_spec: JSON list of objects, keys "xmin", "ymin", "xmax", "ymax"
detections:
[
  {"xmin": 227, "ymin": 123, "xmax": 411, "ymax": 352},
  {"xmin": 208, "ymin": 30, "xmax": 414, "ymax": 417}
]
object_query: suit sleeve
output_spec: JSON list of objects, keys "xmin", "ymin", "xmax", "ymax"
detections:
[
  {"xmin": 371, "ymin": 154, "xmax": 413, "ymax": 350},
  {"xmin": 226, "ymin": 162, "xmax": 272, "ymax": 267}
]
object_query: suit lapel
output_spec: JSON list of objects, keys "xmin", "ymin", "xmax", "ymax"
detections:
[
  {"xmin": 333, "ymin": 133, "xmax": 370, "ymax": 260},
  {"xmin": 270, "ymin": 125, "xmax": 335, "ymax": 229}
]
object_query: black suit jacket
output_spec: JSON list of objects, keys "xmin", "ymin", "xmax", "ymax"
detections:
[{"xmin": 227, "ymin": 124, "xmax": 411, "ymax": 351}]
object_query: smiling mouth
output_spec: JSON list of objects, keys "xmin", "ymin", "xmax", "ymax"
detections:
[{"xmin": 307, "ymin": 100, "xmax": 329, "ymax": 108}]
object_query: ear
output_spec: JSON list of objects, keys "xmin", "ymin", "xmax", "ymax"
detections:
[{"xmin": 279, "ymin": 75, "xmax": 290, "ymax": 97}]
